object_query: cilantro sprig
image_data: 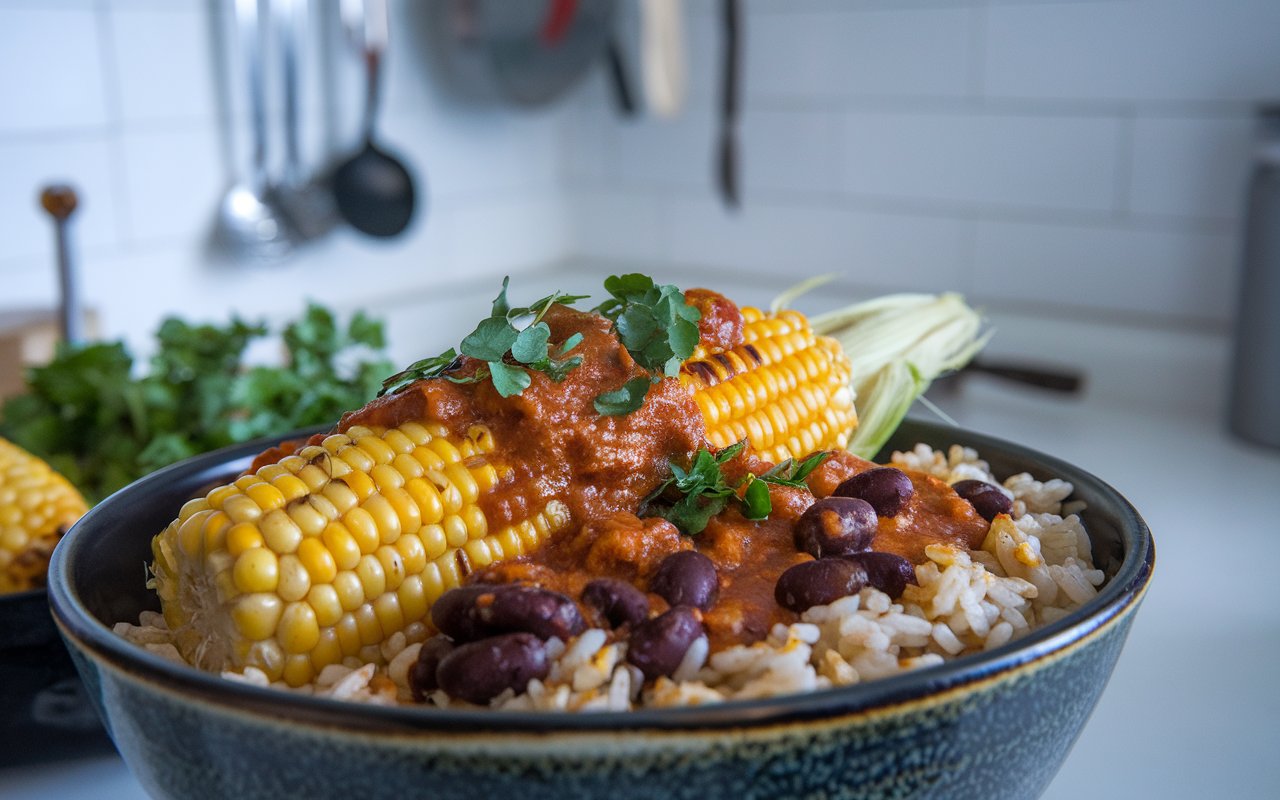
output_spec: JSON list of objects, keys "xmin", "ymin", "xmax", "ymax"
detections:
[
  {"xmin": 379, "ymin": 278, "xmax": 587, "ymax": 398},
  {"xmin": 642, "ymin": 445, "xmax": 831, "ymax": 535},
  {"xmin": 592, "ymin": 274, "xmax": 701, "ymax": 416}
]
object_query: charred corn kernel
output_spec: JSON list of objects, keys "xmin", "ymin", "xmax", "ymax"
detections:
[
  {"xmin": 0, "ymin": 438, "xmax": 88, "ymax": 594},
  {"xmin": 681, "ymin": 305, "xmax": 856, "ymax": 464}
]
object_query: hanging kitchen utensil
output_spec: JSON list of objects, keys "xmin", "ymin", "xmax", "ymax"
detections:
[
  {"xmin": 270, "ymin": 0, "xmax": 339, "ymax": 242},
  {"xmin": 331, "ymin": 0, "xmax": 418, "ymax": 238},
  {"xmin": 639, "ymin": 0, "xmax": 686, "ymax": 118},
  {"xmin": 212, "ymin": 0, "xmax": 298, "ymax": 263},
  {"xmin": 716, "ymin": 0, "xmax": 740, "ymax": 208},
  {"xmin": 38, "ymin": 184, "xmax": 84, "ymax": 345},
  {"xmin": 605, "ymin": 32, "xmax": 636, "ymax": 116},
  {"xmin": 427, "ymin": 0, "xmax": 617, "ymax": 108}
]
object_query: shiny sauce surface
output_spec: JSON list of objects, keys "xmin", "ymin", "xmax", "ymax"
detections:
[{"xmin": 334, "ymin": 299, "xmax": 988, "ymax": 649}]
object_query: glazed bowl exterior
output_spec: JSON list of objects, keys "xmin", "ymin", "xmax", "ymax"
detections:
[{"xmin": 48, "ymin": 420, "xmax": 1154, "ymax": 800}]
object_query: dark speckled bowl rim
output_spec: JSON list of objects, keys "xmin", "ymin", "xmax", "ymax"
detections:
[{"xmin": 48, "ymin": 419, "xmax": 1154, "ymax": 733}]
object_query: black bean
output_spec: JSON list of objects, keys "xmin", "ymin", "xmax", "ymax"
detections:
[
  {"xmin": 833, "ymin": 467, "xmax": 915, "ymax": 517},
  {"xmin": 774, "ymin": 558, "xmax": 869, "ymax": 613},
  {"xmin": 952, "ymin": 479, "xmax": 1013, "ymax": 521},
  {"xmin": 842, "ymin": 551, "xmax": 917, "ymax": 599},
  {"xmin": 407, "ymin": 636, "xmax": 455, "ymax": 702},
  {"xmin": 649, "ymin": 550, "xmax": 719, "ymax": 611},
  {"xmin": 626, "ymin": 606, "xmax": 704, "ymax": 680},
  {"xmin": 435, "ymin": 633, "xmax": 549, "ymax": 705},
  {"xmin": 430, "ymin": 583, "xmax": 586, "ymax": 643},
  {"xmin": 581, "ymin": 578, "xmax": 650, "ymax": 628},
  {"xmin": 793, "ymin": 497, "xmax": 877, "ymax": 559}
]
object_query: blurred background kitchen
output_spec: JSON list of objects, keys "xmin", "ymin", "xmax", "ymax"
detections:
[{"xmin": 3, "ymin": 0, "xmax": 1279, "ymax": 798}]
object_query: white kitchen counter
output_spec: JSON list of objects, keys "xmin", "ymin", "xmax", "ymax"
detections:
[{"xmin": 4, "ymin": 265, "xmax": 1278, "ymax": 798}]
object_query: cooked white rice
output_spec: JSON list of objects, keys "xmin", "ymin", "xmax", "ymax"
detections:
[{"xmin": 115, "ymin": 444, "xmax": 1105, "ymax": 711}]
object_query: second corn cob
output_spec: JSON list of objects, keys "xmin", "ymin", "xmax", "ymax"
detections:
[
  {"xmin": 150, "ymin": 294, "xmax": 858, "ymax": 686},
  {"xmin": 0, "ymin": 436, "xmax": 89, "ymax": 594}
]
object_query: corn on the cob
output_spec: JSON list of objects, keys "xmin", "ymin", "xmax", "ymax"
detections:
[
  {"xmin": 681, "ymin": 306, "xmax": 856, "ymax": 463},
  {"xmin": 0, "ymin": 437, "xmax": 89, "ymax": 594},
  {"xmin": 151, "ymin": 303, "xmax": 857, "ymax": 686}
]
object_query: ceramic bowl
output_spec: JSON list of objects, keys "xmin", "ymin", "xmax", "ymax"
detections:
[
  {"xmin": 0, "ymin": 588, "xmax": 115, "ymax": 767},
  {"xmin": 48, "ymin": 420, "xmax": 1153, "ymax": 800}
]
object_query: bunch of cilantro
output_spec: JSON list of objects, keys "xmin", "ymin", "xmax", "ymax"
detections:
[{"xmin": 0, "ymin": 304, "xmax": 392, "ymax": 503}]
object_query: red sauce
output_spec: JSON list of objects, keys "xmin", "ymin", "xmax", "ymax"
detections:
[{"xmin": 332, "ymin": 296, "xmax": 987, "ymax": 648}]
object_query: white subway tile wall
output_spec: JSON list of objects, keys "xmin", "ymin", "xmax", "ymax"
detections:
[
  {"xmin": 565, "ymin": 0, "xmax": 1280, "ymax": 328},
  {"xmin": 2, "ymin": 0, "xmax": 1278, "ymax": 358},
  {"xmin": 0, "ymin": 0, "xmax": 572, "ymax": 363}
]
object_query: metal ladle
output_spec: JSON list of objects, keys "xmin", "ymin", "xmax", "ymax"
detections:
[
  {"xmin": 213, "ymin": 0, "xmax": 297, "ymax": 262},
  {"xmin": 331, "ymin": 0, "xmax": 417, "ymax": 238}
]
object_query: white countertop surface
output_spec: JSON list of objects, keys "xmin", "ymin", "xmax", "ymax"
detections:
[{"xmin": 4, "ymin": 267, "xmax": 1278, "ymax": 798}]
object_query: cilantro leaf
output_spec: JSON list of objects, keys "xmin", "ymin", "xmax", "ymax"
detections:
[
  {"xmin": 741, "ymin": 477, "xmax": 772, "ymax": 520},
  {"xmin": 760, "ymin": 452, "xmax": 832, "ymax": 489},
  {"xmin": 594, "ymin": 376, "xmax": 653, "ymax": 416},
  {"xmin": 488, "ymin": 361, "xmax": 532, "ymax": 398},
  {"xmin": 595, "ymin": 274, "xmax": 702, "ymax": 376},
  {"xmin": 511, "ymin": 322, "xmax": 551, "ymax": 364},
  {"xmin": 641, "ymin": 440, "xmax": 776, "ymax": 534},
  {"xmin": 461, "ymin": 317, "xmax": 519, "ymax": 362}
]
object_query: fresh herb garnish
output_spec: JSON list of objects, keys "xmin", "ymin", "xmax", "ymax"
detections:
[
  {"xmin": 593, "ymin": 376, "xmax": 655, "ymax": 416},
  {"xmin": 642, "ymin": 441, "xmax": 773, "ymax": 534},
  {"xmin": 592, "ymin": 274, "xmax": 701, "ymax": 415},
  {"xmin": 758, "ymin": 452, "xmax": 831, "ymax": 489},
  {"xmin": 378, "ymin": 277, "xmax": 587, "ymax": 399}
]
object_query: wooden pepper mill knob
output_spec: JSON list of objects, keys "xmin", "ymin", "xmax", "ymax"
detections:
[{"xmin": 38, "ymin": 183, "xmax": 83, "ymax": 344}]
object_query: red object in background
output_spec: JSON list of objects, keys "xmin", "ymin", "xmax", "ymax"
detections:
[{"xmin": 541, "ymin": 0, "xmax": 578, "ymax": 45}]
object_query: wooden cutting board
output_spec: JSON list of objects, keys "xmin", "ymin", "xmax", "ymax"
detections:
[{"xmin": 0, "ymin": 309, "xmax": 96, "ymax": 402}]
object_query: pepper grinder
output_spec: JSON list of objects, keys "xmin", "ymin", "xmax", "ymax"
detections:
[
  {"xmin": 38, "ymin": 184, "xmax": 84, "ymax": 345},
  {"xmin": 1228, "ymin": 106, "xmax": 1280, "ymax": 449}
]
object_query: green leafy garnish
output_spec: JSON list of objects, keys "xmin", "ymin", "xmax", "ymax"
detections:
[
  {"xmin": 758, "ymin": 451, "xmax": 831, "ymax": 489},
  {"xmin": 379, "ymin": 277, "xmax": 587, "ymax": 400},
  {"xmin": 642, "ymin": 441, "xmax": 774, "ymax": 534},
  {"xmin": 0, "ymin": 303, "xmax": 392, "ymax": 503},
  {"xmin": 592, "ymin": 274, "xmax": 701, "ymax": 415},
  {"xmin": 592, "ymin": 376, "xmax": 654, "ymax": 416}
]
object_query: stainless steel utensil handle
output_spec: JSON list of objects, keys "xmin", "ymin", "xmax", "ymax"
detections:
[
  {"xmin": 277, "ymin": 0, "xmax": 303, "ymax": 186},
  {"xmin": 342, "ymin": 0, "xmax": 388, "ymax": 144},
  {"xmin": 236, "ymin": 0, "xmax": 268, "ymax": 194}
]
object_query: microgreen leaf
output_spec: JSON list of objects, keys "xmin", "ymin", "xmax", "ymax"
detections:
[
  {"xmin": 558, "ymin": 333, "xmax": 584, "ymax": 355},
  {"xmin": 490, "ymin": 276, "xmax": 512, "ymax": 318},
  {"xmin": 511, "ymin": 322, "xmax": 551, "ymax": 364},
  {"xmin": 593, "ymin": 376, "xmax": 653, "ymax": 416},
  {"xmin": 488, "ymin": 361, "xmax": 532, "ymax": 398},
  {"xmin": 460, "ymin": 317, "xmax": 519, "ymax": 362}
]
